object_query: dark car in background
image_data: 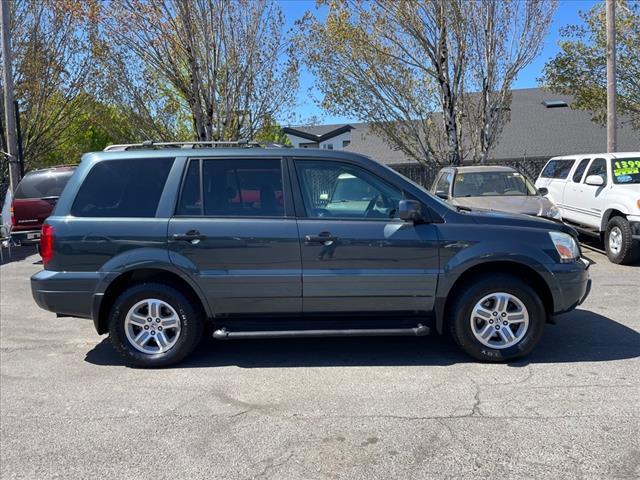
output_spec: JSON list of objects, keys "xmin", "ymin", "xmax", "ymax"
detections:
[
  {"xmin": 10, "ymin": 165, "xmax": 76, "ymax": 245},
  {"xmin": 31, "ymin": 143, "xmax": 590, "ymax": 368},
  {"xmin": 431, "ymin": 166, "xmax": 562, "ymax": 220}
]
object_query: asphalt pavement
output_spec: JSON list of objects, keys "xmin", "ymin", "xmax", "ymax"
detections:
[{"xmin": 1, "ymin": 246, "xmax": 639, "ymax": 479}]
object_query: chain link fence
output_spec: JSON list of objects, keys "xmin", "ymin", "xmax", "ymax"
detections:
[{"xmin": 391, "ymin": 157, "xmax": 550, "ymax": 189}]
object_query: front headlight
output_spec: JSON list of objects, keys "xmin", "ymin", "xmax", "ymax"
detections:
[
  {"xmin": 547, "ymin": 205, "xmax": 562, "ymax": 220},
  {"xmin": 549, "ymin": 231, "xmax": 579, "ymax": 262}
]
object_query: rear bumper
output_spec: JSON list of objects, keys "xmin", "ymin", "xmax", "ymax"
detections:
[
  {"xmin": 547, "ymin": 257, "xmax": 591, "ymax": 314},
  {"xmin": 31, "ymin": 270, "xmax": 100, "ymax": 319},
  {"xmin": 11, "ymin": 229, "xmax": 41, "ymax": 245}
]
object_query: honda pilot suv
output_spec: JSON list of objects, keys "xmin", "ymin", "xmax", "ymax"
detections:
[{"xmin": 31, "ymin": 143, "xmax": 591, "ymax": 367}]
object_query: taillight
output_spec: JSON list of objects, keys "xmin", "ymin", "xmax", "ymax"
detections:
[
  {"xmin": 40, "ymin": 224, "xmax": 54, "ymax": 267},
  {"xmin": 9, "ymin": 205, "xmax": 15, "ymax": 226}
]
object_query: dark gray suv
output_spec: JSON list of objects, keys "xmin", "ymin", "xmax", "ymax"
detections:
[{"xmin": 31, "ymin": 143, "xmax": 591, "ymax": 367}]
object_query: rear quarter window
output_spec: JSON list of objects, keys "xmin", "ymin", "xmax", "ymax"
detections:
[
  {"xmin": 71, "ymin": 158, "xmax": 174, "ymax": 217},
  {"xmin": 539, "ymin": 159, "xmax": 575, "ymax": 179},
  {"xmin": 14, "ymin": 170, "xmax": 75, "ymax": 199}
]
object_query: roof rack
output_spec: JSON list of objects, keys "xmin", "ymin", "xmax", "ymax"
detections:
[{"xmin": 103, "ymin": 140, "xmax": 290, "ymax": 152}]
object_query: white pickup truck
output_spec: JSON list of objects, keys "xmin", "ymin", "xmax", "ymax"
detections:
[{"xmin": 535, "ymin": 152, "xmax": 640, "ymax": 264}]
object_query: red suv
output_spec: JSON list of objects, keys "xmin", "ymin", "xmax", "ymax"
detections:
[{"xmin": 11, "ymin": 165, "xmax": 76, "ymax": 245}]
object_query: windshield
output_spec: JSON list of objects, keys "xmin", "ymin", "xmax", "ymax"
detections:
[
  {"xmin": 611, "ymin": 159, "xmax": 640, "ymax": 184},
  {"xmin": 453, "ymin": 171, "xmax": 537, "ymax": 197}
]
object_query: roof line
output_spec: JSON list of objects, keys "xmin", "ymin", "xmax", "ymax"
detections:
[{"xmin": 283, "ymin": 124, "xmax": 355, "ymax": 143}]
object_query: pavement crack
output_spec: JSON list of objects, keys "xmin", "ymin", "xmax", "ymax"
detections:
[
  {"xmin": 230, "ymin": 409, "xmax": 251, "ymax": 418},
  {"xmin": 470, "ymin": 385, "xmax": 482, "ymax": 417},
  {"xmin": 3, "ymin": 412, "xmax": 638, "ymax": 422},
  {"xmin": 250, "ymin": 451, "xmax": 294, "ymax": 480},
  {"xmin": 466, "ymin": 376, "xmax": 484, "ymax": 417}
]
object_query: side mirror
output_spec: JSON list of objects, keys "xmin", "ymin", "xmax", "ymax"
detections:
[
  {"xmin": 435, "ymin": 190, "xmax": 449, "ymax": 200},
  {"xmin": 398, "ymin": 199, "xmax": 423, "ymax": 222},
  {"xmin": 538, "ymin": 187, "xmax": 549, "ymax": 196},
  {"xmin": 585, "ymin": 175, "xmax": 605, "ymax": 186}
]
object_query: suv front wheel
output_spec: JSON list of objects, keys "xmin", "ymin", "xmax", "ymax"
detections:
[
  {"xmin": 108, "ymin": 283, "xmax": 204, "ymax": 368},
  {"xmin": 448, "ymin": 274, "xmax": 545, "ymax": 362}
]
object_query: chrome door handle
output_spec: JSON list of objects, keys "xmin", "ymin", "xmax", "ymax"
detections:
[
  {"xmin": 304, "ymin": 233, "xmax": 338, "ymax": 245},
  {"xmin": 172, "ymin": 230, "xmax": 207, "ymax": 242}
]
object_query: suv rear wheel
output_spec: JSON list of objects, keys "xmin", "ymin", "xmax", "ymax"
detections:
[
  {"xmin": 604, "ymin": 216, "xmax": 639, "ymax": 265},
  {"xmin": 448, "ymin": 274, "xmax": 545, "ymax": 362},
  {"xmin": 108, "ymin": 283, "xmax": 203, "ymax": 368}
]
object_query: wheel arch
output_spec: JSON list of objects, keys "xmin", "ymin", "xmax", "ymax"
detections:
[
  {"xmin": 437, "ymin": 260, "xmax": 554, "ymax": 334},
  {"xmin": 601, "ymin": 207, "xmax": 628, "ymax": 232},
  {"xmin": 94, "ymin": 267, "xmax": 211, "ymax": 335}
]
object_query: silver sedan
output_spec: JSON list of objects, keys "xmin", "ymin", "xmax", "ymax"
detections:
[{"xmin": 430, "ymin": 166, "xmax": 562, "ymax": 220}]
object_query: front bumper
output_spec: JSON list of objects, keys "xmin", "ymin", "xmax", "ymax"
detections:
[
  {"xmin": 546, "ymin": 257, "xmax": 591, "ymax": 314},
  {"xmin": 31, "ymin": 270, "xmax": 100, "ymax": 319}
]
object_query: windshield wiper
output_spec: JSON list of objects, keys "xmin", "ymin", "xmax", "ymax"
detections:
[{"xmin": 456, "ymin": 205, "xmax": 473, "ymax": 212}]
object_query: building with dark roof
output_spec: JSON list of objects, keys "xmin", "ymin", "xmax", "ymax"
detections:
[
  {"xmin": 284, "ymin": 88, "xmax": 639, "ymax": 167},
  {"xmin": 282, "ymin": 124, "xmax": 355, "ymax": 150}
]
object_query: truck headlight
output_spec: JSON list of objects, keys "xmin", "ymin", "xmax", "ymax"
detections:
[
  {"xmin": 549, "ymin": 231, "xmax": 579, "ymax": 262},
  {"xmin": 547, "ymin": 205, "xmax": 562, "ymax": 220}
]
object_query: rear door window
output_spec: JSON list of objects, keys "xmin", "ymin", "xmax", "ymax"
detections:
[
  {"xmin": 539, "ymin": 159, "xmax": 575, "ymax": 179},
  {"xmin": 572, "ymin": 159, "xmax": 590, "ymax": 183},
  {"xmin": 71, "ymin": 158, "xmax": 174, "ymax": 217},
  {"xmin": 177, "ymin": 158, "xmax": 285, "ymax": 217},
  {"xmin": 14, "ymin": 170, "xmax": 75, "ymax": 199}
]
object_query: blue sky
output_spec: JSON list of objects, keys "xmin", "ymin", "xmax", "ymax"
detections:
[{"xmin": 279, "ymin": 0, "xmax": 600, "ymax": 125}]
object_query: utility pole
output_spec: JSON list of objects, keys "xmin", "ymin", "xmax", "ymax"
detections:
[
  {"xmin": 1, "ymin": 0, "xmax": 20, "ymax": 193},
  {"xmin": 606, "ymin": 0, "xmax": 617, "ymax": 153}
]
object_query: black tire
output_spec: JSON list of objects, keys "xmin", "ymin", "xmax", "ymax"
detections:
[
  {"xmin": 108, "ymin": 282, "xmax": 204, "ymax": 368},
  {"xmin": 604, "ymin": 216, "xmax": 639, "ymax": 265},
  {"xmin": 448, "ymin": 274, "xmax": 546, "ymax": 362}
]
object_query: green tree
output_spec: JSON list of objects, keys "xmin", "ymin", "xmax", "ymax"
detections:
[
  {"xmin": 4, "ymin": 0, "xmax": 101, "ymax": 170},
  {"xmin": 253, "ymin": 117, "xmax": 291, "ymax": 145},
  {"xmin": 541, "ymin": 0, "xmax": 640, "ymax": 133},
  {"xmin": 38, "ymin": 94, "xmax": 143, "ymax": 166},
  {"xmin": 102, "ymin": 0, "xmax": 299, "ymax": 142},
  {"xmin": 298, "ymin": 0, "xmax": 554, "ymax": 166}
]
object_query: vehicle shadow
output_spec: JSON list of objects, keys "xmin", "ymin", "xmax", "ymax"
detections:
[
  {"xmin": 85, "ymin": 308, "xmax": 640, "ymax": 369},
  {"xmin": 0, "ymin": 245, "xmax": 38, "ymax": 266}
]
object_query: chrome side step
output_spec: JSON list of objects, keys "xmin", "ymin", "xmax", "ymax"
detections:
[{"xmin": 213, "ymin": 324, "xmax": 429, "ymax": 340}]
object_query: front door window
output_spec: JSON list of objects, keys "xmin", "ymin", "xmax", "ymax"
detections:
[{"xmin": 295, "ymin": 161, "xmax": 403, "ymax": 220}]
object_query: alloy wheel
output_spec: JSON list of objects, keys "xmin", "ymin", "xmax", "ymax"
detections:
[
  {"xmin": 470, "ymin": 292, "xmax": 529, "ymax": 349},
  {"xmin": 124, "ymin": 299, "xmax": 181, "ymax": 354}
]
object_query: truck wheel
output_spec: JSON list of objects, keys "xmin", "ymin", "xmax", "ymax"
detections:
[
  {"xmin": 108, "ymin": 283, "xmax": 204, "ymax": 368},
  {"xmin": 448, "ymin": 274, "xmax": 545, "ymax": 362},
  {"xmin": 605, "ymin": 216, "xmax": 639, "ymax": 265}
]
